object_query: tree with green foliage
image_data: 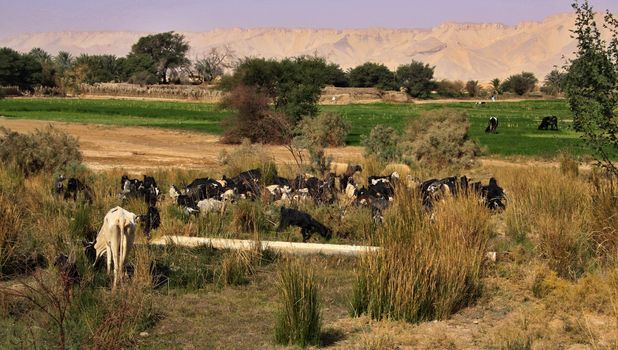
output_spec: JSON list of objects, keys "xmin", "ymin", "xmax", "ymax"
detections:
[
  {"xmin": 500, "ymin": 72, "xmax": 538, "ymax": 95},
  {"xmin": 491, "ymin": 78, "xmax": 501, "ymax": 95},
  {"xmin": 130, "ymin": 31, "xmax": 190, "ymax": 84},
  {"xmin": 348, "ymin": 62, "xmax": 396, "ymax": 90},
  {"xmin": 564, "ymin": 0, "xmax": 618, "ymax": 175},
  {"xmin": 121, "ymin": 53, "xmax": 157, "ymax": 84},
  {"xmin": 0, "ymin": 47, "xmax": 43, "ymax": 91},
  {"xmin": 541, "ymin": 69, "xmax": 566, "ymax": 96},
  {"xmin": 73, "ymin": 54, "xmax": 123, "ymax": 84},
  {"xmin": 323, "ymin": 63, "xmax": 349, "ymax": 87},
  {"xmin": 230, "ymin": 56, "xmax": 330, "ymax": 122},
  {"xmin": 465, "ymin": 80, "xmax": 480, "ymax": 97},
  {"xmin": 395, "ymin": 60, "xmax": 436, "ymax": 98}
]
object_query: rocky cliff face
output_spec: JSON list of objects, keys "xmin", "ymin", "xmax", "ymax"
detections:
[{"xmin": 0, "ymin": 13, "xmax": 603, "ymax": 81}]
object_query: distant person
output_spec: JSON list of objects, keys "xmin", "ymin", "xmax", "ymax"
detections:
[{"xmin": 491, "ymin": 93, "xmax": 497, "ymax": 102}]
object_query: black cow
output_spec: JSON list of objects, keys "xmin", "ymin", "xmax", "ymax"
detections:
[
  {"xmin": 538, "ymin": 116, "xmax": 558, "ymax": 130},
  {"xmin": 64, "ymin": 178, "xmax": 93, "ymax": 203},
  {"xmin": 277, "ymin": 207, "xmax": 332, "ymax": 242},
  {"xmin": 485, "ymin": 116, "xmax": 498, "ymax": 133},
  {"xmin": 54, "ymin": 254, "xmax": 81, "ymax": 296}
]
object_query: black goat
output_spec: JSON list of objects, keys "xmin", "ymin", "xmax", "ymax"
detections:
[{"xmin": 277, "ymin": 207, "xmax": 332, "ymax": 242}]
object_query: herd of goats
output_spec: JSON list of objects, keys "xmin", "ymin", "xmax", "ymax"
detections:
[
  {"xmin": 54, "ymin": 165, "xmax": 507, "ymax": 243},
  {"xmin": 50, "ymin": 166, "xmax": 506, "ymax": 289}
]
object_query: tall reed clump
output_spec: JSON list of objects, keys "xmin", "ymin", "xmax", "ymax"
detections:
[
  {"xmin": 218, "ymin": 249, "xmax": 256, "ymax": 286},
  {"xmin": 274, "ymin": 260, "xmax": 322, "ymax": 348},
  {"xmin": 351, "ymin": 190, "xmax": 492, "ymax": 323},
  {"xmin": 496, "ymin": 166, "xmax": 611, "ymax": 279}
]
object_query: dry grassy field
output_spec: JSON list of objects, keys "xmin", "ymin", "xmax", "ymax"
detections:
[{"xmin": 0, "ymin": 119, "xmax": 617, "ymax": 349}]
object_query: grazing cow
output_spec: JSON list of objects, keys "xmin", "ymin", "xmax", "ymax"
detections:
[
  {"xmin": 139, "ymin": 206, "xmax": 161, "ymax": 239},
  {"xmin": 538, "ymin": 116, "xmax": 558, "ymax": 130},
  {"xmin": 277, "ymin": 207, "xmax": 332, "ymax": 242},
  {"xmin": 53, "ymin": 253, "xmax": 80, "ymax": 297},
  {"xmin": 485, "ymin": 116, "xmax": 499, "ymax": 133},
  {"xmin": 64, "ymin": 178, "xmax": 93, "ymax": 203},
  {"xmin": 92, "ymin": 207, "xmax": 138, "ymax": 288},
  {"xmin": 169, "ymin": 185, "xmax": 198, "ymax": 209}
]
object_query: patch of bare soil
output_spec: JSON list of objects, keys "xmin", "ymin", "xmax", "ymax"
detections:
[{"xmin": 0, "ymin": 118, "xmax": 364, "ymax": 173}]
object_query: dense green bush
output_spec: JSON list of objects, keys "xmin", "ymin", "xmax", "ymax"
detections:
[
  {"xmin": 347, "ymin": 62, "xmax": 397, "ymax": 90},
  {"xmin": 395, "ymin": 60, "xmax": 436, "ymax": 98},
  {"xmin": 404, "ymin": 109, "xmax": 480, "ymax": 169},
  {"xmin": 500, "ymin": 72, "xmax": 538, "ymax": 95},
  {"xmin": 295, "ymin": 112, "xmax": 350, "ymax": 148},
  {"xmin": 0, "ymin": 126, "xmax": 82, "ymax": 176},
  {"xmin": 361, "ymin": 125, "xmax": 403, "ymax": 163}
]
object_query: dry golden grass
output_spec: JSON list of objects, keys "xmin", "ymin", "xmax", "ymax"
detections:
[{"xmin": 352, "ymin": 190, "xmax": 492, "ymax": 323}]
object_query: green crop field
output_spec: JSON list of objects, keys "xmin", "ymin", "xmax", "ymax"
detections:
[{"xmin": 0, "ymin": 97, "xmax": 592, "ymax": 157}]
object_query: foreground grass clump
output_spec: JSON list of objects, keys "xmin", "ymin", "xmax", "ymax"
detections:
[
  {"xmin": 352, "ymin": 191, "xmax": 492, "ymax": 323},
  {"xmin": 274, "ymin": 260, "xmax": 322, "ymax": 348},
  {"xmin": 498, "ymin": 166, "xmax": 618, "ymax": 279}
]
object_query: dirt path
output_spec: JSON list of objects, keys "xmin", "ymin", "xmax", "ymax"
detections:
[{"xmin": 0, "ymin": 118, "xmax": 364, "ymax": 172}]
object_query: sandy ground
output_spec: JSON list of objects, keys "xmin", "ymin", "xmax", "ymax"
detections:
[{"xmin": 0, "ymin": 118, "xmax": 365, "ymax": 172}]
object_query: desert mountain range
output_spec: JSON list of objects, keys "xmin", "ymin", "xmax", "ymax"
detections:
[{"xmin": 0, "ymin": 13, "xmax": 606, "ymax": 81}]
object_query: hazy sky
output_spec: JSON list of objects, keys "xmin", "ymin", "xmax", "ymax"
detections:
[{"xmin": 2, "ymin": 0, "xmax": 618, "ymax": 38}]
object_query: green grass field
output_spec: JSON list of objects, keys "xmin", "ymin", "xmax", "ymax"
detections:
[{"xmin": 0, "ymin": 97, "xmax": 590, "ymax": 157}]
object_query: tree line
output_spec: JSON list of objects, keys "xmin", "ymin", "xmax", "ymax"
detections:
[{"xmin": 1, "ymin": 31, "xmax": 566, "ymax": 98}]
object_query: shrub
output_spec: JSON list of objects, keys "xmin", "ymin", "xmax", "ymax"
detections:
[
  {"xmin": 220, "ymin": 85, "xmax": 292, "ymax": 144},
  {"xmin": 295, "ymin": 112, "xmax": 350, "ymax": 148},
  {"xmin": 0, "ymin": 126, "xmax": 82, "ymax": 176},
  {"xmin": 351, "ymin": 192, "xmax": 491, "ymax": 323},
  {"xmin": 274, "ymin": 261, "xmax": 321, "ymax": 347},
  {"xmin": 361, "ymin": 125, "xmax": 403, "ymax": 163},
  {"xmin": 218, "ymin": 139, "xmax": 277, "ymax": 181},
  {"xmin": 436, "ymin": 79, "xmax": 464, "ymax": 98},
  {"xmin": 404, "ymin": 109, "xmax": 480, "ymax": 170}
]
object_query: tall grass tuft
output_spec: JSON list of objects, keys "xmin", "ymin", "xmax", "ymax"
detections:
[
  {"xmin": 351, "ymin": 189, "xmax": 491, "ymax": 323},
  {"xmin": 228, "ymin": 200, "xmax": 270, "ymax": 234},
  {"xmin": 274, "ymin": 260, "xmax": 322, "ymax": 348},
  {"xmin": 497, "ymin": 166, "xmax": 617, "ymax": 279},
  {"xmin": 217, "ymin": 250, "xmax": 256, "ymax": 286}
]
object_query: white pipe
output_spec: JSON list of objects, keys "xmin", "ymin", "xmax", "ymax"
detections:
[{"xmin": 150, "ymin": 236, "xmax": 381, "ymax": 257}]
